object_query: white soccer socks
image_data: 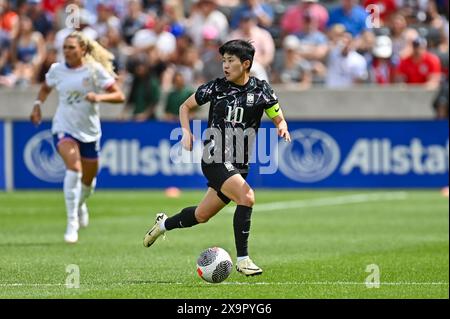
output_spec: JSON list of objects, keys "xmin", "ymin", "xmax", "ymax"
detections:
[
  {"xmin": 80, "ymin": 177, "xmax": 96, "ymax": 206},
  {"xmin": 63, "ymin": 170, "xmax": 82, "ymax": 243},
  {"xmin": 78, "ymin": 178, "xmax": 96, "ymax": 228}
]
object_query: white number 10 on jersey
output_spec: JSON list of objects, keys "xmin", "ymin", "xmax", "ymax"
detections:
[{"xmin": 225, "ymin": 106, "xmax": 244, "ymax": 124}]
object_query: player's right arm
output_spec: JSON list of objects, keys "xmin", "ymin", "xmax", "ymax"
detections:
[
  {"xmin": 30, "ymin": 81, "xmax": 53, "ymax": 126},
  {"xmin": 179, "ymin": 93, "xmax": 199, "ymax": 151},
  {"xmin": 261, "ymin": 80, "xmax": 291, "ymax": 142}
]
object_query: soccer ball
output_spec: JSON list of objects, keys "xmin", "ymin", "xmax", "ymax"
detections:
[{"xmin": 196, "ymin": 247, "xmax": 233, "ymax": 283}]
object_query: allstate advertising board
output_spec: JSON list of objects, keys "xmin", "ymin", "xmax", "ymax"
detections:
[{"xmin": 12, "ymin": 120, "xmax": 449, "ymax": 189}]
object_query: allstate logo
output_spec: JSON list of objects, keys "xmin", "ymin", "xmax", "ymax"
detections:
[
  {"xmin": 24, "ymin": 130, "xmax": 65, "ymax": 183},
  {"xmin": 278, "ymin": 129, "xmax": 340, "ymax": 183}
]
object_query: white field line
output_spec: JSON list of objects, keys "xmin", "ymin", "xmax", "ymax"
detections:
[
  {"xmin": 225, "ymin": 192, "xmax": 409, "ymax": 213},
  {"xmin": 0, "ymin": 281, "xmax": 448, "ymax": 287},
  {"xmin": 222, "ymin": 281, "xmax": 449, "ymax": 286},
  {"xmin": 0, "ymin": 192, "xmax": 409, "ymax": 215}
]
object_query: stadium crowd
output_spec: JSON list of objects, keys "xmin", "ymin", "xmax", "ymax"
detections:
[{"xmin": 0, "ymin": 0, "xmax": 448, "ymax": 119}]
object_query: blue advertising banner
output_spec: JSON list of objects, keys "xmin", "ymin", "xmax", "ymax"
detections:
[
  {"xmin": 249, "ymin": 120, "xmax": 449, "ymax": 188},
  {"xmin": 12, "ymin": 120, "xmax": 449, "ymax": 189},
  {"xmin": 0, "ymin": 121, "xmax": 5, "ymax": 190},
  {"xmin": 13, "ymin": 121, "xmax": 63, "ymax": 189},
  {"xmin": 12, "ymin": 121, "xmax": 206, "ymax": 189}
]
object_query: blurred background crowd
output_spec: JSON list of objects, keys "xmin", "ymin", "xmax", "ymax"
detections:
[{"xmin": 0, "ymin": 0, "xmax": 448, "ymax": 120}]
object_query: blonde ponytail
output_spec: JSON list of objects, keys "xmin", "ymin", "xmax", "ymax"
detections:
[{"xmin": 67, "ymin": 31, "xmax": 117, "ymax": 78}]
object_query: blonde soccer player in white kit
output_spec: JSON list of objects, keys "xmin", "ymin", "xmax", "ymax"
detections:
[{"xmin": 30, "ymin": 32, "xmax": 125, "ymax": 243}]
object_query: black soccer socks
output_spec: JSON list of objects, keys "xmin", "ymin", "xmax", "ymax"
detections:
[
  {"xmin": 165, "ymin": 206, "xmax": 199, "ymax": 230},
  {"xmin": 233, "ymin": 205, "xmax": 253, "ymax": 257}
]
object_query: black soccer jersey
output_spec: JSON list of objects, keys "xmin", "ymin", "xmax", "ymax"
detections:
[{"xmin": 195, "ymin": 77, "xmax": 279, "ymax": 172}]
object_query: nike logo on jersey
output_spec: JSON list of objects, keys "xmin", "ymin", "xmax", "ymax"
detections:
[{"xmin": 217, "ymin": 94, "xmax": 228, "ymax": 100}]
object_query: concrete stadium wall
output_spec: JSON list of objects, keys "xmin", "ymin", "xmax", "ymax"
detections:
[{"xmin": 0, "ymin": 85, "xmax": 437, "ymax": 120}]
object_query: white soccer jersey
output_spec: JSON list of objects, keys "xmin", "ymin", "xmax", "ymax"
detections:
[{"xmin": 45, "ymin": 62, "xmax": 115, "ymax": 142}]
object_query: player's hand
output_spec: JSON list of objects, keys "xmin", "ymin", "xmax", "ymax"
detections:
[
  {"xmin": 86, "ymin": 92, "xmax": 99, "ymax": 103},
  {"xmin": 30, "ymin": 105, "xmax": 42, "ymax": 126},
  {"xmin": 182, "ymin": 131, "xmax": 195, "ymax": 151},
  {"xmin": 278, "ymin": 127, "xmax": 291, "ymax": 142}
]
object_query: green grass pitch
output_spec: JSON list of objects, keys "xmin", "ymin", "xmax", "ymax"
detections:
[{"xmin": 0, "ymin": 190, "xmax": 448, "ymax": 299}]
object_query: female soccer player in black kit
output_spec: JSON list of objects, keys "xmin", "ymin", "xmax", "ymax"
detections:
[{"xmin": 143, "ymin": 39, "xmax": 291, "ymax": 276}]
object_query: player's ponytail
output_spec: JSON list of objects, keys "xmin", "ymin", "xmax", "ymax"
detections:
[{"xmin": 66, "ymin": 31, "xmax": 116, "ymax": 78}]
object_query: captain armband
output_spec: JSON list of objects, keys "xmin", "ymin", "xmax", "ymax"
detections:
[{"xmin": 264, "ymin": 103, "xmax": 281, "ymax": 119}]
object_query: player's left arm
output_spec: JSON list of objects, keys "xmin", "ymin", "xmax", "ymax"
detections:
[
  {"xmin": 265, "ymin": 104, "xmax": 291, "ymax": 142},
  {"xmin": 86, "ymin": 83, "xmax": 125, "ymax": 104}
]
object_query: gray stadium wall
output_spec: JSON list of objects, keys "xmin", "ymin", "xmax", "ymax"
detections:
[{"xmin": 0, "ymin": 85, "xmax": 437, "ymax": 120}]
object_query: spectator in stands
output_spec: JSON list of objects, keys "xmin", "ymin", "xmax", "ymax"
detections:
[
  {"xmin": 327, "ymin": 0, "xmax": 368, "ymax": 37},
  {"xmin": 426, "ymin": 27, "xmax": 448, "ymax": 80},
  {"xmin": 92, "ymin": 2, "xmax": 121, "ymax": 40},
  {"xmin": 230, "ymin": 0, "xmax": 274, "ymax": 30},
  {"xmin": 369, "ymin": 35, "xmax": 396, "ymax": 84},
  {"xmin": 41, "ymin": 0, "xmax": 65, "ymax": 18},
  {"xmin": 0, "ymin": 0, "xmax": 19, "ymax": 38},
  {"xmin": 215, "ymin": 0, "xmax": 239, "ymax": 7},
  {"xmin": 228, "ymin": 10, "xmax": 274, "ymax": 82},
  {"xmin": 187, "ymin": 0, "xmax": 229, "ymax": 48},
  {"xmin": 355, "ymin": 29, "xmax": 376, "ymax": 65},
  {"xmin": 164, "ymin": 71, "xmax": 195, "ymax": 122},
  {"xmin": 363, "ymin": 0, "xmax": 397, "ymax": 26},
  {"xmin": 161, "ymin": 33, "xmax": 192, "ymax": 90},
  {"xmin": 132, "ymin": 13, "xmax": 177, "ymax": 63},
  {"xmin": 24, "ymin": 0, "xmax": 53, "ymax": 39},
  {"xmin": 325, "ymin": 32, "xmax": 368, "ymax": 87},
  {"xmin": 37, "ymin": 44, "xmax": 57, "ymax": 83},
  {"xmin": 425, "ymin": 0, "xmax": 449, "ymax": 72},
  {"xmin": 273, "ymin": 34, "xmax": 312, "ymax": 89},
  {"xmin": 327, "ymin": 23, "xmax": 346, "ymax": 47},
  {"xmin": 147, "ymin": 44, "xmax": 169, "ymax": 89},
  {"xmin": 83, "ymin": 0, "xmax": 127, "ymax": 20},
  {"xmin": 200, "ymin": 25, "xmax": 223, "ymax": 82},
  {"xmin": 175, "ymin": 45, "xmax": 204, "ymax": 87},
  {"xmin": 0, "ymin": 28, "xmax": 8, "ymax": 60},
  {"xmin": 396, "ymin": 36, "xmax": 442, "ymax": 90},
  {"xmin": 143, "ymin": 0, "xmax": 164, "ymax": 15},
  {"xmin": 0, "ymin": 29, "xmax": 15, "ymax": 87},
  {"xmin": 388, "ymin": 13, "xmax": 419, "ymax": 66},
  {"xmin": 435, "ymin": 0, "xmax": 449, "ymax": 18},
  {"xmin": 432, "ymin": 78, "xmax": 449, "ymax": 119},
  {"xmin": 152, "ymin": 15, "xmax": 177, "ymax": 61},
  {"xmin": 425, "ymin": 0, "xmax": 449, "ymax": 33},
  {"xmin": 121, "ymin": 0, "xmax": 148, "ymax": 45},
  {"xmin": 170, "ymin": 32, "xmax": 193, "ymax": 65},
  {"xmin": 11, "ymin": 14, "xmax": 46, "ymax": 87},
  {"xmin": 296, "ymin": 9, "xmax": 329, "ymax": 83},
  {"xmin": 163, "ymin": 0, "xmax": 188, "ymax": 39},
  {"xmin": 396, "ymin": 0, "xmax": 429, "ymax": 24},
  {"xmin": 121, "ymin": 54, "xmax": 161, "ymax": 121},
  {"xmin": 281, "ymin": 0, "xmax": 329, "ymax": 35},
  {"xmin": 101, "ymin": 26, "xmax": 128, "ymax": 84}
]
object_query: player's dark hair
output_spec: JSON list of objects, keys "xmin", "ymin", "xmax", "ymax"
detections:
[{"xmin": 219, "ymin": 39, "xmax": 255, "ymax": 72}]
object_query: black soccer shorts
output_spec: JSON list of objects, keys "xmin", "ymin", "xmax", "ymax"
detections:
[{"xmin": 201, "ymin": 162, "xmax": 248, "ymax": 205}]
